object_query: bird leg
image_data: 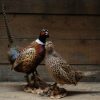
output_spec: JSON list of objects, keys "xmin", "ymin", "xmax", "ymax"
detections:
[
  {"xmin": 28, "ymin": 73, "xmax": 50, "ymax": 94},
  {"xmin": 30, "ymin": 73, "xmax": 42, "ymax": 88},
  {"xmin": 24, "ymin": 74, "xmax": 31, "ymax": 87},
  {"xmin": 34, "ymin": 69, "xmax": 39, "ymax": 76},
  {"xmin": 24, "ymin": 74, "xmax": 34, "ymax": 93},
  {"xmin": 48, "ymin": 82, "xmax": 58, "ymax": 95},
  {"xmin": 52, "ymin": 82, "xmax": 57, "ymax": 89}
]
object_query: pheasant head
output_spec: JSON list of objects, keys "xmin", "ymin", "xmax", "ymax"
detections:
[
  {"xmin": 45, "ymin": 41, "xmax": 54, "ymax": 54},
  {"xmin": 36, "ymin": 29, "xmax": 49, "ymax": 45}
]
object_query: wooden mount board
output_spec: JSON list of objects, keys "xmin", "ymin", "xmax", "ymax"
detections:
[
  {"xmin": 0, "ymin": 0, "xmax": 100, "ymax": 14},
  {"xmin": 0, "ymin": 15, "xmax": 100, "ymax": 39},
  {"xmin": 0, "ymin": 15, "xmax": 100, "ymax": 64},
  {"xmin": 0, "ymin": 39, "xmax": 100, "ymax": 64},
  {"xmin": 0, "ymin": 65, "xmax": 100, "ymax": 82}
]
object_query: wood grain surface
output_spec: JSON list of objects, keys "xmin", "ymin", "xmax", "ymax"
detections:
[
  {"xmin": 0, "ymin": 0, "xmax": 100, "ymax": 14},
  {"xmin": 0, "ymin": 15, "xmax": 100, "ymax": 64}
]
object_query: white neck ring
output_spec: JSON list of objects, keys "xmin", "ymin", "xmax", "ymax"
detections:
[{"xmin": 35, "ymin": 39, "xmax": 44, "ymax": 45}]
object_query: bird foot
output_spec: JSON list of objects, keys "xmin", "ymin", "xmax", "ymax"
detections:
[
  {"xmin": 24, "ymin": 87, "xmax": 48, "ymax": 94},
  {"xmin": 31, "ymin": 88, "xmax": 47, "ymax": 94},
  {"xmin": 24, "ymin": 86, "xmax": 33, "ymax": 93},
  {"xmin": 31, "ymin": 88, "xmax": 41, "ymax": 94},
  {"xmin": 50, "ymin": 93, "xmax": 67, "ymax": 99},
  {"xmin": 24, "ymin": 76, "xmax": 50, "ymax": 94},
  {"xmin": 32, "ymin": 76, "xmax": 49, "ymax": 87},
  {"xmin": 40, "ymin": 85, "xmax": 68, "ymax": 99}
]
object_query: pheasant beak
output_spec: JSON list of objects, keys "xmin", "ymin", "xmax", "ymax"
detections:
[{"xmin": 45, "ymin": 31, "xmax": 49, "ymax": 38}]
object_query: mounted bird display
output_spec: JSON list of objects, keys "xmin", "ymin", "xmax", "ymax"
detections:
[
  {"xmin": 13, "ymin": 29, "xmax": 49, "ymax": 88},
  {"xmin": 45, "ymin": 41, "xmax": 83, "ymax": 98},
  {"xmin": 2, "ymin": 4, "xmax": 21, "ymax": 66}
]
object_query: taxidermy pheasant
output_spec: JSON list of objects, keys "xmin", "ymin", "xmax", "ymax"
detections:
[
  {"xmin": 13, "ymin": 29, "xmax": 49, "ymax": 87},
  {"xmin": 2, "ymin": 4, "xmax": 21, "ymax": 66},
  {"xmin": 45, "ymin": 41, "xmax": 83, "ymax": 98}
]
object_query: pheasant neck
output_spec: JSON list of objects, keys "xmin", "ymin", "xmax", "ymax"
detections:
[
  {"xmin": 35, "ymin": 39, "xmax": 44, "ymax": 45},
  {"xmin": 39, "ymin": 35, "xmax": 47, "ymax": 44}
]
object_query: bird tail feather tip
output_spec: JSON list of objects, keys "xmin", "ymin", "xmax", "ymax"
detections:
[
  {"xmin": 75, "ymin": 71, "xmax": 96, "ymax": 82},
  {"xmin": 75, "ymin": 71, "xmax": 84, "ymax": 82},
  {"xmin": 84, "ymin": 71, "xmax": 96, "ymax": 77}
]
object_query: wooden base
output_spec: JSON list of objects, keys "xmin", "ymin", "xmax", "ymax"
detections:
[
  {"xmin": 40, "ymin": 85, "xmax": 68, "ymax": 99},
  {"xmin": 24, "ymin": 75, "xmax": 50, "ymax": 94}
]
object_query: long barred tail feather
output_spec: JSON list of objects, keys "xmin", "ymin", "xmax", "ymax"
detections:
[{"xmin": 2, "ymin": 4, "xmax": 13, "ymax": 46}]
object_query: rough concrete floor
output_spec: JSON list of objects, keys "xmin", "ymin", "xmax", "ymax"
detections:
[{"xmin": 0, "ymin": 82, "xmax": 100, "ymax": 100}]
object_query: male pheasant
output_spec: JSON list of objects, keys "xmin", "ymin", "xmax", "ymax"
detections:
[
  {"xmin": 45, "ymin": 41, "xmax": 83, "ymax": 98},
  {"xmin": 13, "ymin": 29, "xmax": 49, "ymax": 87}
]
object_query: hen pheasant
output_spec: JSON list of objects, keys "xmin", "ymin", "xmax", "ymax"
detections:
[
  {"xmin": 13, "ymin": 29, "xmax": 49, "ymax": 87},
  {"xmin": 45, "ymin": 41, "xmax": 83, "ymax": 98}
]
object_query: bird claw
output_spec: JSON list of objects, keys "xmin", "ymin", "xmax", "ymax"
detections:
[
  {"xmin": 39, "ymin": 87, "xmax": 50, "ymax": 96},
  {"xmin": 31, "ymin": 88, "xmax": 39, "ymax": 94},
  {"xmin": 24, "ymin": 85, "xmax": 39, "ymax": 94},
  {"xmin": 24, "ymin": 76, "xmax": 50, "ymax": 95},
  {"xmin": 50, "ymin": 93, "xmax": 67, "ymax": 99},
  {"xmin": 40, "ymin": 85, "xmax": 68, "ymax": 99},
  {"xmin": 24, "ymin": 86, "xmax": 33, "ymax": 93}
]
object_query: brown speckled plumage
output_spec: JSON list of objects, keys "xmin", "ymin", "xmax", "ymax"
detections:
[
  {"xmin": 45, "ymin": 41, "xmax": 83, "ymax": 85},
  {"xmin": 13, "ymin": 42, "xmax": 45, "ymax": 74},
  {"xmin": 13, "ymin": 29, "xmax": 49, "ymax": 86}
]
